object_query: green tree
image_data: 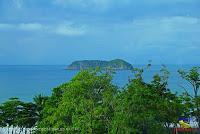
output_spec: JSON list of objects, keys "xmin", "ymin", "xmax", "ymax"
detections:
[
  {"xmin": 111, "ymin": 66, "xmax": 183, "ymax": 134},
  {"xmin": 178, "ymin": 66, "xmax": 200, "ymax": 127},
  {"xmin": 0, "ymin": 98, "xmax": 22, "ymax": 134},
  {"xmin": 0, "ymin": 98, "xmax": 39, "ymax": 134},
  {"xmin": 33, "ymin": 94, "xmax": 48, "ymax": 122},
  {"xmin": 37, "ymin": 70, "xmax": 117, "ymax": 134},
  {"xmin": 16, "ymin": 102, "xmax": 38, "ymax": 134},
  {"xmin": 0, "ymin": 105, "xmax": 7, "ymax": 129}
]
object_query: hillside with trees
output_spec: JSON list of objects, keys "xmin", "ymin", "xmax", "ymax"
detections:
[{"xmin": 67, "ymin": 59, "xmax": 133, "ymax": 70}]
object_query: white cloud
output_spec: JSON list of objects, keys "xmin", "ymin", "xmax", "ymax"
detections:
[
  {"xmin": 85, "ymin": 16, "xmax": 200, "ymax": 51},
  {"xmin": 19, "ymin": 23, "xmax": 43, "ymax": 31},
  {"xmin": 13, "ymin": 0, "xmax": 23, "ymax": 9},
  {"xmin": 53, "ymin": 0, "xmax": 131, "ymax": 10},
  {"xmin": 118, "ymin": 16, "xmax": 200, "ymax": 46},
  {"xmin": 147, "ymin": 0, "xmax": 198, "ymax": 4},
  {"xmin": 52, "ymin": 0, "xmax": 198, "ymax": 11},
  {"xmin": 127, "ymin": 16, "xmax": 200, "ymax": 38},
  {"xmin": 1, "ymin": 16, "xmax": 199, "ymax": 46},
  {"xmin": 0, "ymin": 22, "xmax": 86, "ymax": 36},
  {"xmin": 0, "ymin": 24, "xmax": 15, "ymax": 29},
  {"xmin": 53, "ymin": 24, "xmax": 85, "ymax": 36}
]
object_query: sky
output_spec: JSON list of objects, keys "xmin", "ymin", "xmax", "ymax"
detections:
[{"xmin": 0, "ymin": 0, "xmax": 199, "ymax": 65}]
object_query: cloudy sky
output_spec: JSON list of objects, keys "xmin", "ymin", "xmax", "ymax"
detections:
[{"xmin": 0, "ymin": 0, "xmax": 199, "ymax": 65}]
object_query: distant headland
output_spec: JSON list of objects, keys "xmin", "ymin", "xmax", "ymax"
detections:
[{"xmin": 66, "ymin": 59, "xmax": 133, "ymax": 70}]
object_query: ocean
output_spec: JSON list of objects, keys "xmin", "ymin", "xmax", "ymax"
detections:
[{"xmin": 0, "ymin": 65, "xmax": 198, "ymax": 103}]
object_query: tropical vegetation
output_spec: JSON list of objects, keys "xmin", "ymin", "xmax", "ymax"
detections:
[{"xmin": 0, "ymin": 65, "xmax": 199, "ymax": 134}]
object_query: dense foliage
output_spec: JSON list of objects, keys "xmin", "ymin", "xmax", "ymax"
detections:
[
  {"xmin": 111, "ymin": 67, "xmax": 183, "ymax": 134},
  {"xmin": 0, "ymin": 66, "xmax": 199, "ymax": 134}
]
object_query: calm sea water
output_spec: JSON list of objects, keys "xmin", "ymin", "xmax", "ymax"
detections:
[{"xmin": 0, "ymin": 65, "xmax": 198, "ymax": 103}]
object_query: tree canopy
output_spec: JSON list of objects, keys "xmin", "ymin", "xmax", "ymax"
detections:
[{"xmin": 0, "ymin": 66, "xmax": 199, "ymax": 134}]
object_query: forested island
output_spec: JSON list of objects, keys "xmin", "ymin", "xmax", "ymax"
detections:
[{"xmin": 67, "ymin": 59, "xmax": 133, "ymax": 70}]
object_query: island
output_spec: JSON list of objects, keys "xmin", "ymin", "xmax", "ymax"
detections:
[{"xmin": 67, "ymin": 59, "xmax": 133, "ymax": 70}]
